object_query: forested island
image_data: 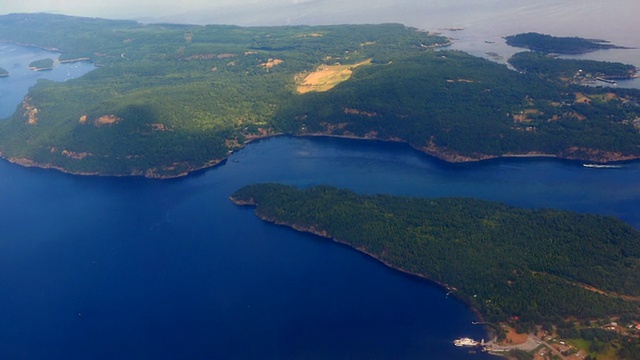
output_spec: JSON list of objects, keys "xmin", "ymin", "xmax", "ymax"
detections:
[
  {"xmin": 0, "ymin": 14, "xmax": 639, "ymax": 177},
  {"xmin": 0, "ymin": 67, "xmax": 8, "ymax": 77},
  {"xmin": 505, "ymin": 32, "xmax": 630, "ymax": 54},
  {"xmin": 509, "ymin": 51, "xmax": 638, "ymax": 82},
  {"xmin": 231, "ymin": 183, "xmax": 640, "ymax": 358},
  {"xmin": 28, "ymin": 58, "xmax": 54, "ymax": 71}
]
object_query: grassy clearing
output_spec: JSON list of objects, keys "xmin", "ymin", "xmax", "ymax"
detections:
[
  {"xmin": 296, "ymin": 59, "xmax": 371, "ymax": 94},
  {"xmin": 503, "ymin": 327, "xmax": 529, "ymax": 345},
  {"xmin": 569, "ymin": 338, "xmax": 591, "ymax": 351}
]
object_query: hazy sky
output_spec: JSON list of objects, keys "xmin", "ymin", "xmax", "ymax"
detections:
[
  {"xmin": 2, "ymin": 0, "xmax": 316, "ymax": 20},
  {"xmin": 0, "ymin": 0, "xmax": 511, "ymax": 26}
]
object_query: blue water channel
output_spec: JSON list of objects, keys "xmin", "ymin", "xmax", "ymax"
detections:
[{"xmin": 2, "ymin": 42, "xmax": 640, "ymax": 359}]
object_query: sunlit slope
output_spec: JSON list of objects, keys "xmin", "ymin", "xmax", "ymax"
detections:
[
  {"xmin": 0, "ymin": 14, "xmax": 639, "ymax": 177},
  {"xmin": 0, "ymin": 14, "xmax": 448, "ymax": 177},
  {"xmin": 274, "ymin": 50, "xmax": 640, "ymax": 162}
]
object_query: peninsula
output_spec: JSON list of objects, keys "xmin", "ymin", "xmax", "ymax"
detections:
[
  {"xmin": 505, "ymin": 32, "xmax": 630, "ymax": 54},
  {"xmin": 231, "ymin": 183, "xmax": 640, "ymax": 358},
  {"xmin": 0, "ymin": 14, "xmax": 640, "ymax": 178}
]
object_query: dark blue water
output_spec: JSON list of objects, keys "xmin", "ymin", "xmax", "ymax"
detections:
[
  {"xmin": 0, "ymin": 137, "xmax": 497, "ymax": 359},
  {"xmin": 2, "ymin": 43, "xmax": 640, "ymax": 359}
]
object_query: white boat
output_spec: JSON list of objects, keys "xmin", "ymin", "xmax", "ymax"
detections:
[
  {"xmin": 583, "ymin": 164, "xmax": 623, "ymax": 169},
  {"xmin": 454, "ymin": 338, "xmax": 479, "ymax": 347}
]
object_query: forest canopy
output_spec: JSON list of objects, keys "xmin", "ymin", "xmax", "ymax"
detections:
[
  {"xmin": 0, "ymin": 14, "xmax": 639, "ymax": 177},
  {"xmin": 231, "ymin": 183, "xmax": 640, "ymax": 325}
]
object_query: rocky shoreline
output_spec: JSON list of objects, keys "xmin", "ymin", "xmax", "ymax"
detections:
[
  {"xmin": 1, "ymin": 132, "xmax": 638, "ymax": 179},
  {"xmin": 0, "ymin": 149, "xmax": 225, "ymax": 179},
  {"xmin": 230, "ymin": 194, "xmax": 493, "ymax": 335}
]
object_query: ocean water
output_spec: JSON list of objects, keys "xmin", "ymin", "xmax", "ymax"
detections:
[
  {"xmin": 0, "ymin": 136, "xmax": 500, "ymax": 359},
  {"xmin": 2, "ymin": 3, "xmax": 640, "ymax": 357},
  {"xmin": 3, "ymin": 134, "xmax": 640, "ymax": 359}
]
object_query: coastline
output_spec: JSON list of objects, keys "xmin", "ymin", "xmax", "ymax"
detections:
[
  {"xmin": 230, "ymin": 195, "xmax": 494, "ymax": 341},
  {"xmin": 294, "ymin": 132, "xmax": 640, "ymax": 164},
  {"xmin": 1, "ymin": 132, "xmax": 638, "ymax": 179},
  {"xmin": 0, "ymin": 149, "xmax": 226, "ymax": 179},
  {"xmin": 59, "ymin": 57, "xmax": 91, "ymax": 64}
]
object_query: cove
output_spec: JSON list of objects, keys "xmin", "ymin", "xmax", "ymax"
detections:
[{"xmin": 0, "ymin": 43, "xmax": 95, "ymax": 119}]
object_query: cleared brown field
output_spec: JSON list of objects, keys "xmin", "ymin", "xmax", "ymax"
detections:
[{"xmin": 296, "ymin": 59, "xmax": 371, "ymax": 94}]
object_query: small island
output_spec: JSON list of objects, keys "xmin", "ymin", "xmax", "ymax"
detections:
[
  {"xmin": 505, "ymin": 32, "xmax": 630, "ymax": 54},
  {"xmin": 28, "ymin": 58, "xmax": 54, "ymax": 71},
  {"xmin": 231, "ymin": 183, "xmax": 640, "ymax": 358},
  {"xmin": 0, "ymin": 66, "xmax": 8, "ymax": 77}
]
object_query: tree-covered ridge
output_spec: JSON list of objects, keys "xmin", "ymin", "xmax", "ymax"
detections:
[
  {"xmin": 505, "ymin": 32, "xmax": 628, "ymax": 54},
  {"xmin": 0, "ymin": 14, "xmax": 449, "ymax": 177},
  {"xmin": 275, "ymin": 50, "xmax": 640, "ymax": 162},
  {"xmin": 231, "ymin": 183, "xmax": 640, "ymax": 326},
  {"xmin": 0, "ymin": 14, "xmax": 639, "ymax": 177}
]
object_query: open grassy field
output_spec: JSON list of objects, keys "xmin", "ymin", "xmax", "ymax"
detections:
[{"xmin": 296, "ymin": 59, "xmax": 371, "ymax": 94}]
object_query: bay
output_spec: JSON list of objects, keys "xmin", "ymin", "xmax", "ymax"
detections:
[
  {"xmin": 2, "ymin": 2, "xmax": 640, "ymax": 356},
  {"xmin": 0, "ymin": 44, "xmax": 95, "ymax": 119}
]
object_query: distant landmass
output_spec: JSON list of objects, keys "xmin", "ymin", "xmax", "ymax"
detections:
[
  {"xmin": 505, "ymin": 32, "xmax": 630, "ymax": 54},
  {"xmin": 0, "ymin": 14, "xmax": 639, "ymax": 178},
  {"xmin": 232, "ymin": 183, "xmax": 640, "ymax": 358},
  {"xmin": 0, "ymin": 66, "xmax": 8, "ymax": 77},
  {"xmin": 508, "ymin": 51, "xmax": 638, "ymax": 87}
]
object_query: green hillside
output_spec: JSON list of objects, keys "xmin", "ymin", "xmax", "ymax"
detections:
[
  {"xmin": 232, "ymin": 183, "xmax": 640, "ymax": 357},
  {"xmin": 0, "ymin": 14, "xmax": 639, "ymax": 177}
]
